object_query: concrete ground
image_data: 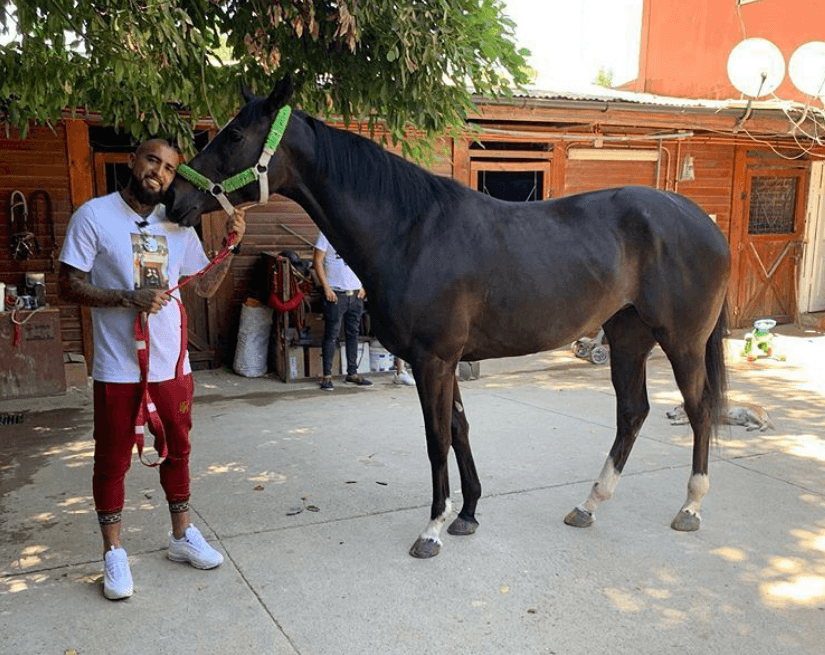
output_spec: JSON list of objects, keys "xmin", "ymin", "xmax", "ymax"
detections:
[{"xmin": 2, "ymin": 325, "xmax": 825, "ymax": 655}]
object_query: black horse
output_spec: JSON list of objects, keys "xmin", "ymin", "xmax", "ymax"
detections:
[{"xmin": 166, "ymin": 78, "xmax": 730, "ymax": 558}]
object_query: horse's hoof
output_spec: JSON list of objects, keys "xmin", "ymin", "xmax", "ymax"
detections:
[
  {"xmin": 447, "ymin": 517, "xmax": 479, "ymax": 536},
  {"xmin": 671, "ymin": 510, "xmax": 701, "ymax": 532},
  {"xmin": 409, "ymin": 538, "xmax": 441, "ymax": 559},
  {"xmin": 564, "ymin": 506, "xmax": 594, "ymax": 528}
]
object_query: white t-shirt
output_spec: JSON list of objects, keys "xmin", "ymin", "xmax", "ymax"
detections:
[
  {"xmin": 59, "ymin": 192, "xmax": 209, "ymax": 383},
  {"xmin": 314, "ymin": 233, "xmax": 362, "ymax": 292}
]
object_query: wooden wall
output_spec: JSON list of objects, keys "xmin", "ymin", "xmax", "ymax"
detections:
[
  {"xmin": 670, "ymin": 141, "xmax": 736, "ymax": 241},
  {"xmin": 0, "ymin": 124, "xmax": 84, "ymax": 355},
  {"xmin": 1, "ymin": 110, "xmax": 811, "ymax": 373},
  {"xmin": 564, "ymin": 159, "xmax": 657, "ymax": 196}
]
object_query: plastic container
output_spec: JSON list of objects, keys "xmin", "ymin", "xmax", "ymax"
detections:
[
  {"xmin": 340, "ymin": 341, "xmax": 370, "ymax": 374},
  {"xmin": 369, "ymin": 344, "xmax": 394, "ymax": 372}
]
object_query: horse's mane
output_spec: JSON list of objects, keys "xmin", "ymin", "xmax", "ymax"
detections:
[{"xmin": 305, "ymin": 113, "xmax": 463, "ymax": 220}]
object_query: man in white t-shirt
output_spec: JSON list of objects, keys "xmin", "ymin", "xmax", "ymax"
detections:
[
  {"xmin": 313, "ymin": 233, "xmax": 372, "ymax": 390},
  {"xmin": 58, "ymin": 139, "xmax": 245, "ymax": 600}
]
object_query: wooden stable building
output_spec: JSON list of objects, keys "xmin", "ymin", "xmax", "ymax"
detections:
[{"xmin": 2, "ymin": 88, "xmax": 824, "ymax": 396}]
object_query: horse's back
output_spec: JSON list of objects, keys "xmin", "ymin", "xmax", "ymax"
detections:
[{"xmin": 376, "ymin": 184, "xmax": 730, "ymax": 361}]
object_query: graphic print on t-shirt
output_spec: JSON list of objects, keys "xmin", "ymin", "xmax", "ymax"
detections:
[{"xmin": 131, "ymin": 232, "xmax": 170, "ymax": 290}]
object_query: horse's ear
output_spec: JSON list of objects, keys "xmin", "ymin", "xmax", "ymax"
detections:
[
  {"xmin": 241, "ymin": 84, "xmax": 256, "ymax": 105},
  {"xmin": 264, "ymin": 76, "xmax": 295, "ymax": 114}
]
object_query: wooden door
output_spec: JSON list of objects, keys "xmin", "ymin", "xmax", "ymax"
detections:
[
  {"xmin": 799, "ymin": 161, "xmax": 825, "ymax": 314},
  {"xmin": 731, "ymin": 149, "xmax": 807, "ymax": 327},
  {"xmin": 179, "ymin": 211, "xmax": 231, "ymax": 370}
]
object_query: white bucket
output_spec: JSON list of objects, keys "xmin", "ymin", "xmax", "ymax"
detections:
[
  {"xmin": 369, "ymin": 346, "xmax": 394, "ymax": 372},
  {"xmin": 340, "ymin": 341, "xmax": 370, "ymax": 374}
]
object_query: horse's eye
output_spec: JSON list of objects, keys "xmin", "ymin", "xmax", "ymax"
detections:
[{"xmin": 228, "ymin": 129, "xmax": 244, "ymax": 142}]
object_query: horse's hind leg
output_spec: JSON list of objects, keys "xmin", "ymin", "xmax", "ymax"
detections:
[
  {"xmin": 565, "ymin": 309, "xmax": 656, "ymax": 528},
  {"xmin": 660, "ymin": 344, "xmax": 713, "ymax": 532},
  {"xmin": 447, "ymin": 379, "xmax": 481, "ymax": 537}
]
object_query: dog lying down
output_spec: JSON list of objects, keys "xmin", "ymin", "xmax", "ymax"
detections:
[{"xmin": 667, "ymin": 403, "xmax": 774, "ymax": 432}]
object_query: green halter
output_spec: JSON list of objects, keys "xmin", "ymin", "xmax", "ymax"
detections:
[{"xmin": 176, "ymin": 105, "xmax": 292, "ymax": 214}]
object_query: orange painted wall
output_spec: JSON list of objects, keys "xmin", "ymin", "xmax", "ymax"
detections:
[{"xmin": 635, "ymin": 0, "xmax": 824, "ymax": 102}]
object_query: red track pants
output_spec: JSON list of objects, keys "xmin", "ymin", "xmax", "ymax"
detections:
[{"xmin": 92, "ymin": 375, "xmax": 194, "ymax": 515}]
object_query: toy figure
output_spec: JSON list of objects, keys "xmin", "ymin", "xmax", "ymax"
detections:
[{"xmin": 742, "ymin": 318, "xmax": 785, "ymax": 361}]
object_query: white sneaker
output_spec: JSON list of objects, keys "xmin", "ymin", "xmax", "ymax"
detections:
[
  {"xmin": 394, "ymin": 370, "xmax": 415, "ymax": 386},
  {"xmin": 103, "ymin": 546, "xmax": 133, "ymax": 600},
  {"xmin": 167, "ymin": 525, "xmax": 224, "ymax": 569}
]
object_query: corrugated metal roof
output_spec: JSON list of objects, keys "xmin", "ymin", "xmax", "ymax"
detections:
[{"xmin": 503, "ymin": 83, "xmax": 805, "ymax": 113}]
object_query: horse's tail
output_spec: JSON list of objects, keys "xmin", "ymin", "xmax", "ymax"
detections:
[{"xmin": 705, "ymin": 299, "xmax": 729, "ymax": 439}]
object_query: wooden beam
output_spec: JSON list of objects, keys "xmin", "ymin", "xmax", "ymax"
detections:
[
  {"xmin": 63, "ymin": 119, "xmax": 95, "ymax": 372},
  {"xmin": 453, "ymin": 137, "xmax": 471, "ymax": 187},
  {"xmin": 730, "ymin": 145, "xmax": 749, "ymax": 327},
  {"xmin": 64, "ymin": 119, "xmax": 94, "ymax": 210},
  {"xmin": 468, "ymin": 149, "xmax": 551, "ymax": 160},
  {"xmin": 550, "ymin": 142, "xmax": 567, "ymax": 198},
  {"xmin": 470, "ymin": 102, "xmax": 810, "ymax": 138}
]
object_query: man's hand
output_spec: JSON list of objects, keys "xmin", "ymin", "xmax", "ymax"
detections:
[
  {"xmin": 124, "ymin": 289, "xmax": 170, "ymax": 314},
  {"xmin": 226, "ymin": 207, "xmax": 246, "ymax": 244},
  {"xmin": 193, "ymin": 206, "xmax": 246, "ymax": 299}
]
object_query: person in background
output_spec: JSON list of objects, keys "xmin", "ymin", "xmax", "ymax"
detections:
[
  {"xmin": 58, "ymin": 138, "xmax": 245, "ymax": 600},
  {"xmin": 313, "ymin": 232, "xmax": 372, "ymax": 390},
  {"xmin": 394, "ymin": 357, "xmax": 415, "ymax": 386}
]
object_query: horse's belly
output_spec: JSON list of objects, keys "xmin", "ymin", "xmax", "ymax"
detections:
[{"xmin": 462, "ymin": 307, "xmax": 609, "ymax": 361}]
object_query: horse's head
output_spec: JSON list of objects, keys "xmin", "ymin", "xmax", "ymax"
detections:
[{"xmin": 165, "ymin": 76, "xmax": 294, "ymax": 226}]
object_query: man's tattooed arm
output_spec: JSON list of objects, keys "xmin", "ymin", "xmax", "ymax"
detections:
[
  {"xmin": 58, "ymin": 263, "xmax": 169, "ymax": 314},
  {"xmin": 193, "ymin": 208, "xmax": 245, "ymax": 299}
]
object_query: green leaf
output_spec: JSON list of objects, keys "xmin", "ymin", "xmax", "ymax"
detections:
[{"xmin": 2, "ymin": 0, "xmax": 530, "ymax": 157}]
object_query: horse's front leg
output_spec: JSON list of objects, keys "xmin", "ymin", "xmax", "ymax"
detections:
[{"xmin": 408, "ymin": 358, "xmax": 458, "ymax": 559}]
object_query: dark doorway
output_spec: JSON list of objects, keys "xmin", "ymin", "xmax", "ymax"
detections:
[{"xmin": 478, "ymin": 171, "xmax": 544, "ymax": 201}]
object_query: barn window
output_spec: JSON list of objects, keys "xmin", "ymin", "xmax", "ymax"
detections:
[
  {"xmin": 748, "ymin": 176, "xmax": 797, "ymax": 235},
  {"xmin": 478, "ymin": 170, "xmax": 543, "ymax": 201}
]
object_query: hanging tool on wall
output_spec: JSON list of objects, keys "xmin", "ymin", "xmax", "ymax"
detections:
[
  {"xmin": 9, "ymin": 190, "xmax": 38, "ymax": 260},
  {"xmin": 28, "ymin": 190, "xmax": 58, "ymax": 271},
  {"xmin": 269, "ymin": 251, "xmax": 314, "ymax": 334}
]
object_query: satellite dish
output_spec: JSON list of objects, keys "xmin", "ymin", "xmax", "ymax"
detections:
[
  {"xmin": 727, "ymin": 38, "xmax": 785, "ymax": 97},
  {"xmin": 789, "ymin": 41, "xmax": 825, "ymax": 98}
]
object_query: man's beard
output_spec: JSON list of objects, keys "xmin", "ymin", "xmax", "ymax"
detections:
[{"xmin": 128, "ymin": 173, "xmax": 164, "ymax": 206}]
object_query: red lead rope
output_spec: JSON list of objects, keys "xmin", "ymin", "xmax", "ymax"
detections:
[{"xmin": 132, "ymin": 232, "xmax": 237, "ymax": 467}]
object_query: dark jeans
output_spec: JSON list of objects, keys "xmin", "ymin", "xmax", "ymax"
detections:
[{"xmin": 322, "ymin": 292, "xmax": 364, "ymax": 376}]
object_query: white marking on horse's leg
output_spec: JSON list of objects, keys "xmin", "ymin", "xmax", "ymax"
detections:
[
  {"xmin": 454, "ymin": 400, "xmax": 464, "ymax": 414},
  {"xmin": 578, "ymin": 458, "xmax": 621, "ymax": 515},
  {"xmin": 418, "ymin": 498, "xmax": 453, "ymax": 546},
  {"xmin": 677, "ymin": 473, "xmax": 709, "ymax": 518}
]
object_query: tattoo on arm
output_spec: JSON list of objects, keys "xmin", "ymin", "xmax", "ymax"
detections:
[{"xmin": 58, "ymin": 263, "xmax": 136, "ymax": 308}]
